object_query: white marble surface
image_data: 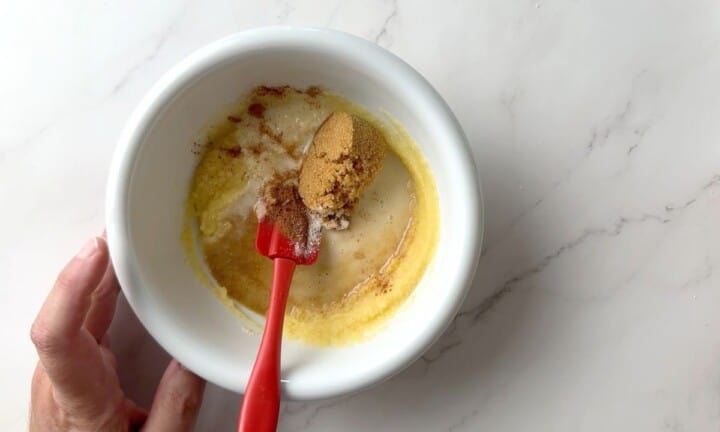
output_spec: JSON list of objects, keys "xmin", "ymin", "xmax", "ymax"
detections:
[{"xmin": 2, "ymin": 0, "xmax": 720, "ymax": 430}]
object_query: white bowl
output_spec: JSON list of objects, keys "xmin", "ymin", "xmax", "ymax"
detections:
[{"xmin": 106, "ymin": 27, "xmax": 483, "ymax": 400}]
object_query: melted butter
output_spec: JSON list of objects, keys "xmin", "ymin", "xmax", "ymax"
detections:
[{"xmin": 183, "ymin": 87, "xmax": 439, "ymax": 345}]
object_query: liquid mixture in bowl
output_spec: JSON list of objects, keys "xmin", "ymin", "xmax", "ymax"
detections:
[{"xmin": 183, "ymin": 86, "xmax": 439, "ymax": 345}]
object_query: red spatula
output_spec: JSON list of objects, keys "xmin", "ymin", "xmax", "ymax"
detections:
[{"xmin": 237, "ymin": 218, "xmax": 319, "ymax": 432}]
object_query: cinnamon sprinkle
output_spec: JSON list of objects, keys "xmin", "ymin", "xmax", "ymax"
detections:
[
  {"xmin": 222, "ymin": 146, "xmax": 243, "ymax": 158},
  {"xmin": 305, "ymin": 86, "xmax": 321, "ymax": 97},
  {"xmin": 253, "ymin": 85, "xmax": 289, "ymax": 97},
  {"xmin": 248, "ymin": 103, "xmax": 266, "ymax": 119},
  {"xmin": 258, "ymin": 122, "xmax": 283, "ymax": 144}
]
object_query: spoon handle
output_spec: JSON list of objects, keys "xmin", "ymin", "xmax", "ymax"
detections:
[{"xmin": 238, "ymin": 257, "xmax": 296, "ymax": 432}]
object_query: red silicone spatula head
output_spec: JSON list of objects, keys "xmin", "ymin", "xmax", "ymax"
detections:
[{"xmin": 255, "ymin": 218, "xmax": 319, "ymax": 265}]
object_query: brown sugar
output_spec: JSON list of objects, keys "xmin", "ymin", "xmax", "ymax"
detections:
[
  {"xmin": 259, "ymin": 173, "xmax": 310, "ymax": 245},
  {"xmin": 298, "ymin": 112, "xmax": 386, "ymax": 229}
]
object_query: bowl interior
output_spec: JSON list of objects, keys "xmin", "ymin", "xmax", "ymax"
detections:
[{"xmin": 111, "ymin": 29, "xmax": 481, "ymax": 400}]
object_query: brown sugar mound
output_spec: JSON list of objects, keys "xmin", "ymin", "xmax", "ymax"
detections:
[
  {"xmin": 298, "ymin": 112, "xmax": 386, "ymax": 229},
  {"xmin": 260, "ymin": 172, "xmax": 309, "ymax": 245}
]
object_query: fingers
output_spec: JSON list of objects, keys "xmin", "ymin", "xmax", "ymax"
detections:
[
  {"xmin": 124, "ymin": 398, "xmax": 149, "ymax": 430},
  {"xmin": 100, "ymin": 346, "xmax": 118, "ymax": 371},
  {"xmin": 29, "ymin": 365, "xmax": 55, "ymax": 432},
  {"xmin": 100, "ymin": 333, "xmax": 111, "ymax": 348},
  {"xmin": 84, "ymin": 263, "xmax": 120, "ymax": 341},
  {"xmin": 143, "ymin": 360, "xmax": 206, "ymax": 432},
  {"xmin": 30, "ymin": 237, "xmax": 110, "ymax": 401},
  {"xmin": 31, "ymin": 237, "xmax": 108, "ymax": 356}
]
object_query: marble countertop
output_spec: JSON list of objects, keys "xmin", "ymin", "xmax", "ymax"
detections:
[{"xmin": 3, "ymin": 0, "xmax": 720, "ymax": 430}]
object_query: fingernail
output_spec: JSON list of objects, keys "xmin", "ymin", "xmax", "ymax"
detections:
[{"xmin": 77, "ymin": 238, "xmax": 99, "ymax": 259}]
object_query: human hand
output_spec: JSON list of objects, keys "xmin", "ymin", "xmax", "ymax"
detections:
[{"xmin": 30, "ymin": 236, "xmax": 206, "ymax": 431}]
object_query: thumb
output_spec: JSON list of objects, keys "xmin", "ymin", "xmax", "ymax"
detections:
[{"xmin": 143, "ymin": 360, "xmax": 206, "ymax": 432}]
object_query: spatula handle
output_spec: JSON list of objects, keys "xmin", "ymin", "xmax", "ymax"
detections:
[{"xmin": 238, "ymin": 257, "xmax": 296, "ymax": 432}]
